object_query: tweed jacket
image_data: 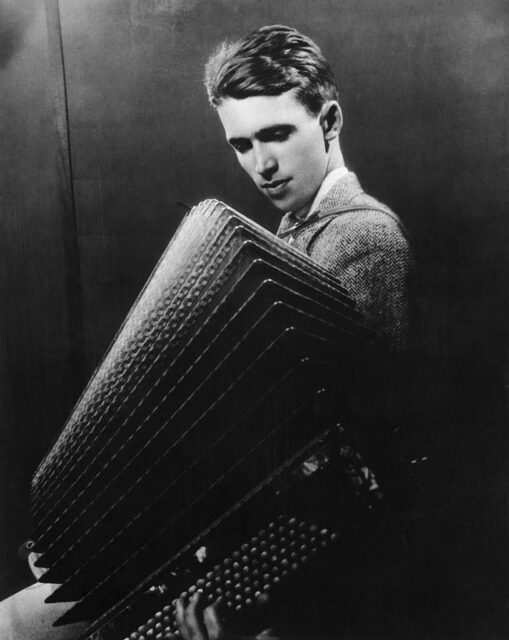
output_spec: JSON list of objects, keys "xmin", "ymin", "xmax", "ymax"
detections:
[{"xmin": 277, "ymin": 172, "xmax": 411, "ymax": 350}]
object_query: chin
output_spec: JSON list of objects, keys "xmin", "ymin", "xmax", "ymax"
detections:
[{"xmin": 268, "ymin": 194, "xmax": 299, "ymax": 214}]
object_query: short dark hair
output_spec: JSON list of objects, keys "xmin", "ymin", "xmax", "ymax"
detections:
[{"xmin": 204, "ymin": 25, "xmax": 339, "ymax": 115}]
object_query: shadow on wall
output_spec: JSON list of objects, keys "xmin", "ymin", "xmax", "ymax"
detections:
[{"xmin": 0, "ymin": 0, "xmax": 38, "ymax": 68}]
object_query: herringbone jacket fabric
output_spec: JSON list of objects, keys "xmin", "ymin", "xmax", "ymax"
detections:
[{"xmin": 277, "ymin": 172, "xmax": 411, "ymax": 350}]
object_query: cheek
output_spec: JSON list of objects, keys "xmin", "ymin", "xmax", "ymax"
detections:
[
  {"xmin": 292, "ymin": 135, "xmax": 325, "ymax": 175},
  {"xmin": 237, "ymin": 153, "xmax": 254, "ymax": 176}
]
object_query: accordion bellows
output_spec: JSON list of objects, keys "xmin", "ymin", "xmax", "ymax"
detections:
[{"xmin": 30, "ymin": 200, "xmax": 375, "ymax": 636}]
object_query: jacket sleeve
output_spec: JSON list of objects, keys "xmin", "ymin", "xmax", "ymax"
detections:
[{"xmin": 308, "ymin": 213, "xmax": 412, "ymax": 351}]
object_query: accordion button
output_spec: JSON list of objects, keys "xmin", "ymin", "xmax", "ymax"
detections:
[
  {"xmin": 224, "ymin": 558, "xmax": 232, "ymax": 566},
  {"xmin": 163, "ymin": 605, "xmax": 171, "ymax": 614},
  {"xmin": 232, "ymin": 562, "xmax": 240, "ymax": 570},
  {"xmin": 241, "ymin": 543, "xmax": 249, "ymax": 552},
  {"xmin": 232, "ymin": 551, "xmax": 241, "ymax": 559},
  {"xmin": 245, "ymin": 598, "xmax": 253, "ymax": 606},
  {"xmin": 196, "ymin": 579, "xmax": 205, "ymax": 588},
  {"xmin": 235, "ymin": 604, "xmax": 242, "ymax": 612}
]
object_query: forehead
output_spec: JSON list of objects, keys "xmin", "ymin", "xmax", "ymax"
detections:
[{"xmin": 217, "ymin": 90, "xmax": 315, "ymax": 139}]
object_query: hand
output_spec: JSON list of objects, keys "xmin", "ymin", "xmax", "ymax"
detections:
[{"xmin": 172, "ymin": 591, "xmax": 278, "ymax": 640}]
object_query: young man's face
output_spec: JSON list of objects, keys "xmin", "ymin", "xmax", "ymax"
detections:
[{"xmin": 217, "ymin": 89, "xmax": 330, "ymax": 218}]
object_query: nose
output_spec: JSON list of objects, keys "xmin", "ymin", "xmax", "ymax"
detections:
[{"xmin": 253, "ymin": 143, "xmax": 277, "ymax": 178}]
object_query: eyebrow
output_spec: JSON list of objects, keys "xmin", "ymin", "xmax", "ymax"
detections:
[{"xmin": 228, "ymin": 124, "xmax": 296, "ymax": 146}]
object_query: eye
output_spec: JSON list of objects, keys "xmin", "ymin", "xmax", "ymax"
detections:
[
  {"xmin": 230, "ymin": 140, "xmax": 251, "ymax": 154},
  {"xmin": 271, "ymin": 129, "xmax": 290, "ymax": 142}
]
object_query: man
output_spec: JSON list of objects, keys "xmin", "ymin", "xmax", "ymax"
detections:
[
  {"xmin": 174, "ymin": 24, "xmax": 412, "ymax": 639},
  {"xmin": 208, "ymin": 24, "xmax": 410, "ymax": 351}
]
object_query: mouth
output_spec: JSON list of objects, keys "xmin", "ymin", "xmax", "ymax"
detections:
[{"xmin": 261, "ymin": 178, "xmax": 291, "ymax": 196}]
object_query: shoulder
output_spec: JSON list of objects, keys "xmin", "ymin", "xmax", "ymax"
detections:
[{"xmin": 314, "ymin": 208, "xmax": 410, "ymax": 262}]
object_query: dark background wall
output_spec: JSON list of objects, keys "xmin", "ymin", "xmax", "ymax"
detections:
[{"xmin": 0, "ymin": 0, "xmax": 507, "ymax": 635}]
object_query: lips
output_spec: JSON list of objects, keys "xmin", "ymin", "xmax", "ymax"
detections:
[{"xmin": 261, "ymin": 178, "xmax": 291, "ymax": 197}]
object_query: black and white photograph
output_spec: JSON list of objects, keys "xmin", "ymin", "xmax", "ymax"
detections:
[{"xmin": 0, "ymin": 1, "xmax": 507, "ymax": 639}]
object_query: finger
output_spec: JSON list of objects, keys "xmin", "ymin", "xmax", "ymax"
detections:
[
  {"xmin": 175, "ymin": 597, "xmax": 186, "ymax": 628},
  {"xmin": 203, "ymin": 598, "xmax": 225, "ymax": 640},
  {"xmin": 184, "ymin": 591, "xmax": 208, "ymax": 639}
]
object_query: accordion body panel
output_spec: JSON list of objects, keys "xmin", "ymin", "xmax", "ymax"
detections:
[{"xmin": 30, "ymin": 200, "xmax": 388, "ymax": 638}]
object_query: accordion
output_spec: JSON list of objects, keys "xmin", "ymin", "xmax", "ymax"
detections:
[{"xmin": 29, "ymin": 200, "xmax": 404, "ymax": 640}]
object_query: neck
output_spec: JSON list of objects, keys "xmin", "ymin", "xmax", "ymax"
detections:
[{"xmin": 293, "ymin": 143, "xmax": 345, "ymax": 220}]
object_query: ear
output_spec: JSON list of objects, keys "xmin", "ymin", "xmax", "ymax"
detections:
[{"xmin": 320, "ymin": 101, "xmax": 342, "ymax": 141}]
